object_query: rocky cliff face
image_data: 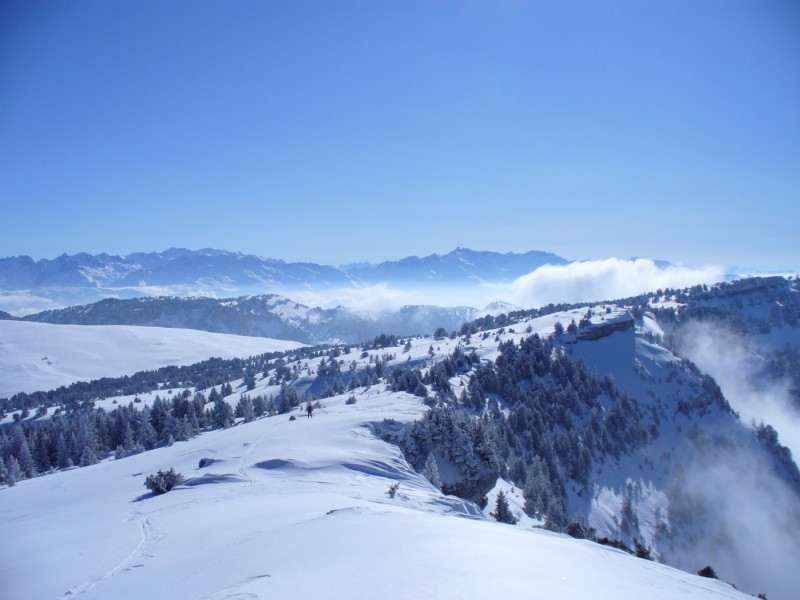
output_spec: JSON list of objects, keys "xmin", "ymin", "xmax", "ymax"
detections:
[{"xmin": 577, "ymin": 311, "xmax": 635, "ymax": 340}]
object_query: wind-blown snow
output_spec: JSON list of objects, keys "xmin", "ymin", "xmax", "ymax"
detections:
[
  {"xmin": 0, "ymin": 321, "xmax": 303, "ymax": 398},
  {"xmin": 0, "ymin": 388, "xmax": 749, "ymax": 600}
]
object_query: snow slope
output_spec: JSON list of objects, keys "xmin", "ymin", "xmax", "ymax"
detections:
[
  {"xmin": 0, "ymin": 388, "xmax": 748, "ymax": 600},
  {"xmin": 0, "ymin": 320, "xmax": 303, "ymax": 398}
]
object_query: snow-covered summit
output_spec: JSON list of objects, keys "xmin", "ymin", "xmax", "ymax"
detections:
[{"xmin": 0, "ymin": 247, "xmax": 567, "ymax": 301}]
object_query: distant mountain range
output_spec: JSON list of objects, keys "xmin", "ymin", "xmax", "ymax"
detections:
[
  {"xmin": 344, "ymin": 247, "xmax": 568, "ymax": 283},
  {"xmin": 0, "ymin": 247, "xmax": 570, "ymax": 335},
  {"xmin": 0, "ymin": 247, "xmax": 567, "ymax": 295},
  {"xmin": 0, "ymin": 248, "xmax": 356, "ymax": 292}
]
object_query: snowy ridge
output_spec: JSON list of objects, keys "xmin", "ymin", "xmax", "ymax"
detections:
[
  {"xmin": 1, "ymin": 386, "xmax": 749, "ymax": 600},
  {"xmin": 18, "ymin": 294, "xmax": 484, "ymax": 345}
]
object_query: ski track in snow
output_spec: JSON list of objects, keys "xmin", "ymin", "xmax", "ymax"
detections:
[
  {"xmin": 59, "ymin": 516, "xmax": 153, "ymax": 599},
  {"xmin": 201, "ymin": 573, "xmax": 272, "ymax": 600},
  {"xmin": 57, "ymin": 435, "xmax": 265, "ymax": 600},
  {"xmin": 237, "ymin": 437, "xmax": 262, "ymax": 485}
]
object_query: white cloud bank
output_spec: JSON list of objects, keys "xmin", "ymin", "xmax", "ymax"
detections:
[
  {"xmin": 677, "ymin": 321, "xmax": 800, "ymax": 459},
  {"xmin": 674, "ymin": 322, "xmax": 800, "ymax": 600},
  {"xmin": 1, "ymin": 259, "xmax": 729, "ymax": 317},
  {"xmin": 501, "ymin": 258, "xmax": 726, "ymax": 308},
  {"xmin": 0, "ymin": 292, "xmax": 64, "ymax": 317},
  {"xmin": 272, "ymin": 259, "xmax": 728, "ymax": 313},
  {"xmin": 292, "ymin": 283, "xmax": 427, "ymax": 314}
]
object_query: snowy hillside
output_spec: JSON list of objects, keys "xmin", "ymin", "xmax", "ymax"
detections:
[
  {"xmin": 648, "ymin": 276, "xmax": 800, "ymax": 457},
  {"xmin": 567, "ymin": 306, "xmax": 799, "ymax": 593},
  {"xmin": 0, "ymin": 320, "xmax": 303, "ymax": 398},
  {"xmin": 20, "ymin": 294, "xmax": 482, "ymax": 345},
  {"xmin": 1, "ymin": 387, "xmax": 749, "ymax": 600},
  {"xmin": 3, "ymin": 279, "xmax": 799, "ymax": 598}
]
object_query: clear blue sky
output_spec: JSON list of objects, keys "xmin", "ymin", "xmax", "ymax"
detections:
[{"xmin": 1, "ymin": 1, "xmax": 798, "ymax": 269}]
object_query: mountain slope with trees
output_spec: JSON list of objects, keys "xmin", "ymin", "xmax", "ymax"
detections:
[
  {"xmin": 2, "ymin": 275, "xmax": 798, "ymax": 598},
  {"xmin": 19, "ymin": 294, "xmax": 481, "ymax": 344},
  {"xmin": 0, "ymin": 382, "xmax": 752, "ymax": 600}
]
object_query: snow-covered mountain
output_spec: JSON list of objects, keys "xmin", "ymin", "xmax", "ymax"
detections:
[
  {"xmin": 0, "ymin": 247, "xmax": 568, "ymax": 312},
  {"xmin": 0, "ymin": 248, "xmax": 356, "ymax": 291},
  {"xmin": 2, "ymin": 275, "xmax": 799, "ymax": 598},
  {"xmin": 1, "ymin": 384, "xmax": 751, "ymax": 600},
  {"xmin": 19, "ymin": 294, "xmax": 483, "ymax": 345},
  {"xmin": 344, "ymin": 247, "xmax": 568, "ymax": 283},
  {"xmin": 654, "ymin": 276, "xmax": 800, "ymax": 408}
]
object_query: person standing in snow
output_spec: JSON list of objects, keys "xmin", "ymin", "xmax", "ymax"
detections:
[{"xmin": 306, "ymin": 403, "xmax": 314, "ymax": 418}]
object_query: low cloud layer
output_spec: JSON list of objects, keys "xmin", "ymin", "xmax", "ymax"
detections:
[
  {"xmin": 292, "ymin": 283, "xmax": 427, "ymax": 314},
  {"xmin": 0, "ymin": 293, "xmax": 64, "ymax": 317},
  {"xmin": 502, "ymin": 258, "xmax": 726, "ymax": 308},
  {"xmin": 677, "ymin": 321, "xmax": 800, "ymax": 461},
  {"xmin": 675, "ymin": 322, "xmax": 800, "ymax": 599},
  {"xmin": 684, "ymin": 447, "xmax": 800, "ymax": 600},
  {"xmin": 293, "ymin": 259, "xmax": 727, "ymax": 313},
  {"xmin": 0, "ymin": 258, "xmax": 730, "ymax": 317}
]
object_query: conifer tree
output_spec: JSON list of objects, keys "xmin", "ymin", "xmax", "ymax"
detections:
[
  {"xmin": 422, "ymin": 453, "xmax": 441, "ymax": 489},
  {"xmin": 7, "ymin": 456, "xmax": 21, "ymax": 486},
  {"xmin": 491, "ymin": 490, "xmax": 518, "ymax": 524},
  {"xmin": 144, "ymin": 468, "xmax": 184, "ymax": 494},
  {"xmin": 14, "ymin": 428, "xmax": 37, "ymax": 479},
  {"xmin": 252, "ymin": 395, "xmax": 268, "ymax": 418},
  {"xmin": 212, "ymin": 398, "xmax": 234, "ymax": 428},
  {"xmin": 79, "ymin": 446, "xmax": 98, "ymax": 467},
  {"xmin": 188, "ymin": 409, "xmax": 200, "ymax": 432},
  {"xmin": 137, "ymin": 407, "xmax": 158, "ymax": 449},
  {"xmin": 55, "ymin": 432, "xmax": 72, "ymax": 469},
  {"xmin": 243, "ymin": 373, "xmax": 255, "ymax": 391},
  {"xmin": 236, "ymin": 395, "xmax": 255, "ymax": 423}
]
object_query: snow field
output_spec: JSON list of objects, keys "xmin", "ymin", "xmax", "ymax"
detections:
[
  {"xmin": 0, "ymin": 320, "xmax": 304, "ymax": 398},
  {"xmin": 1, "ymin": 383, "xmax": 751, "ymax": 600},
  {"xmin": 3, "ymin": 301, "xmax": 789, "ymax": 598}
]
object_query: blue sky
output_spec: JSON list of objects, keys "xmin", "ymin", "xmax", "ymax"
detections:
[{"xmin": 1, "ymin": 1, "xmax": 798, "ymax": 270}]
